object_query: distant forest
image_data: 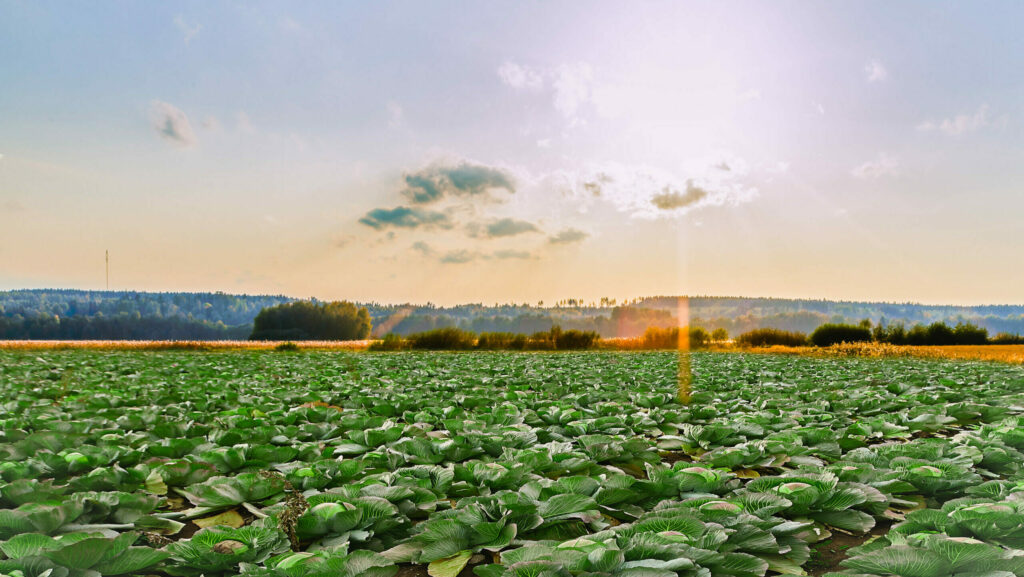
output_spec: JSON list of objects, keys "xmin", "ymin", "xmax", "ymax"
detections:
[{"xmin": 1, "ymin": 289, "xmax": 1023, "ymax": 340}]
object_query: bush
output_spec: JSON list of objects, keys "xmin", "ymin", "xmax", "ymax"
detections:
[
  {"xmin": 368, "ymin": 333, "xmax": 408, "ymax": 351},
  {"xmin": 735, "ymin": 328, "xmax": 808, "ymax": 348},
  {"xmin": 952, "ymin": 322, "xmax": 988, "ymax": 345},
  {"xmin": 641, "ymin": 326, "xmax": 711, "ymax": 349},
  {"xmin": 903, "ymin": 321, "xmax": 986, "ymax": 346},
  {"xmin": 555, "ymin": 328, "xmax": 600, "ymax": 350},
  {"xmin": 926, "ymin": 322, "xmax": 957, "ymax": 346},
  {"xmin": 274, "ymin": 341, "xmax": 300, "ymax": 352},
  {"xmin": 406, "ymin": 327, "xmax": 477, "ymax": 350},
  {"xmin": 873, "ymin": 323, "xmax": 907, "ymax": 345},
  {"xmin": 992, "ymin": 332, "xmax": 1024, "ymax": 345},
  {"xmin": 477, "ymin": 332, "xmax": 527, "ymax": 350},
  {"xmin": 810, "ymin": 324, "xmax": 873, "ymax": 347},
  {"xmin": 711, "ymin": 328, "xmax": 729, "ymax": 342}
]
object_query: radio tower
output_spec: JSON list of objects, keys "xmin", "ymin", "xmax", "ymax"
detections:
[{"xmin": 105, "ymin": 250, "xmax": 109, "ymax": 291}]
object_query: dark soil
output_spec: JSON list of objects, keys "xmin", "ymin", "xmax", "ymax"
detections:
[
  {"xmin": 395, "ymin": 554, "xmax": 488, "ymax": 577},
  {"xmin": 806, "ymin": 520, "xmax": 892, "ymax": 576},
  {"xmin": 659, "ymin": 450, "xmax": 694, "ymax": 465}
]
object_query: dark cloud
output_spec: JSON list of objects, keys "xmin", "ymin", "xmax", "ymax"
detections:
[
  {"xmin": 469, "ymin": 217, "xmax": 540, "ymax": 238},
  {"xmin": 548, "ymin": 228, "xmax": 589, "ymax": 245},
  {"xmin": 493, "ymin": 249, "xmax": 533, "ymax": 260},
  {"xmin": 411, "ymin": 241, "xmax": 434, "ymax": 256},
  {"xmin": 151, "ymin": 100, "xmax": 197, "ymax": 146},
  {"xmin": 650, "ymin": 181, "xmax": 708, "ymax": 210},
  {"xmin": 440, "ymin": 250, "xmax": 477, "ymax": 264},
  {"xmin": 359, "ymin": 206, "xmax": 453, "ymax": 230},
  {"xmin": 3, "ymin": 200, "xmax": 25, "ymax": 212},
  {"xmin": 582, "ymin": 172, "xmax": 612, "ymax": 196},
  {"xmin": 401, "ymin": 162, "xmax": 515, "ymax": 204}
]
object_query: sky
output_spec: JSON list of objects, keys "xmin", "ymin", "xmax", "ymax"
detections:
[{"xmin": 2, "ymin": 1, "xmax": 1023, "ymax": 306}]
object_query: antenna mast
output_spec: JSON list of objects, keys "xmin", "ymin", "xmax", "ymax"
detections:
[{"xmin": 105, "ymin": 250, "xmax": 109, "ymax": 291}]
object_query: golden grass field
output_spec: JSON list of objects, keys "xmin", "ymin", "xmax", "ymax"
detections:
[
  {"xmin": 0, "ymin": 340, "xmax": 373, "ymax": 351},
  {"xmin": 744, "ymin": 342, "xmax": 1024, "ymax": 364},
  {"xmin": 1, "ymin": 339, "xmax": 1022, "ymax": 364}
]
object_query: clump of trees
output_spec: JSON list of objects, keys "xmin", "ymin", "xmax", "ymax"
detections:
[
  {"xmin": 873, "ymin": 321, "xmax": 989, "ymax": 346},
  {"xmin": 250, "ymin": 301, "xmax": 371, "ymax": 341},
  {"xmin": 735, "ymin": 328, "xmax": 809, "ymax": 347},
  {"xmin": 810, "ymin": 323, "xmax": 874, "ymax": 347},
  {"xmin": 640, "ymin": 326, "xmax": 714, "ymax": 349},
  {"xmin": 368, "ymin": 325, "xmax": 600, "ymax": 351}
]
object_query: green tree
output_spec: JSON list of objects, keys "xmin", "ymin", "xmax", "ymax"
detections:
[{"xmin": 250, "ymin": 301, "xmax": 371, "ymax": 341}]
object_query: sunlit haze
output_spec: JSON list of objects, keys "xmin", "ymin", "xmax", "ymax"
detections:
[{"xmin": 2, "ymin": 2, "xmax": 1022, "ymax": 305}]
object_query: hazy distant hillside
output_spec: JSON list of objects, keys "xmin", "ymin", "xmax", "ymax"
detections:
[{"xmin": 1, "ymin": 289, "xmax": 1022, "ymax": 340}]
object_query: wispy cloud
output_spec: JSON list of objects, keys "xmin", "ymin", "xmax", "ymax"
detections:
[
  {"xmin": 236, "ymin": 111, "xmax": 255, "ymax": 134},
  {"xmin": 359, "ymin": 207, "xmax": 452, "ymax": 230},
  {"xmin": 497, "ymin": 61, "xmax": 594, "ymax": 125},
  {"xmin": 851, "ymin": 153, "xmax": 899, "ymax": 179},
  {"xmin": 917, "ymin": 105, "xmax": 992, "ymax": 135},
  {"xmin": 552, "ymin": 158, "xmax": 758, "ymax": 219},
  {"xmin": 548, "ymin": 228, "xmax": 588, "ymax": 245},
  {"xmin": 173, "ymin": 15, "xmax": 201, "ymax": 45},
  {"xmin": 439, "ymin": 249, "xmax": 477, "ymax": 264},
  {"xmin": 497, "ymin": 62, "xmax": 544, "ymax": 90},
  {"xmin": 150, "ymin": 100, "xmax": 197, "ymax": 147},
  {"xmin": 3, "ymin": 199, "xmax": 25, "ymax": 212},
  {"xmin": 865, "ymin": 60, "xmax": 888, "ymax": 83},
  {"xmin": 387, "ymin": 101, "xmax": 404, "ymax": 128}
]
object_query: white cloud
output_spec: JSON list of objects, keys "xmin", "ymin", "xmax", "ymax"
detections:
[
  {"xmin": 536, "ymin": 138, "xmax": 551, "ymax": 148},
  {"xmin": 738, "ymin": 88, "xmax": 762, "ymax": 101},
  {"xmin": 387, "ymin": 101, "xmax": 404, "ymax": 128},
  {"xmin": 150, "ymin": 100, "xmax": 197, "ymax": 147},
  {"xmin": 851, "ymin": 153, "xmax": 899, "ymax": 179},
  {"xmin": 173, "ymin": 15, "xmax": 201, "ymax": 45},
  {"xmin": 201, "ymin": 116, "xmax": 221, "ymax": 131},
  {"xmin": 917, "ymin": 105, "xmax": 991, "ymax": 135},
  {"xmin": 552, "ymin": 63, "xmax": 594, "ymax": 125},
  {"xmin": 865, "ymin": 60, "xmax": 888, "ymax": 83},
  {"xmin": 549, "ymin": 157, "xmax": 758, "ymax": 219},
  {"xmin": 497, "ymin": 61, "xmax": 544, "ymax": 90},
  {"xmin": 236, "ymin": 111, "xmax": 255, "ymax": 134}
]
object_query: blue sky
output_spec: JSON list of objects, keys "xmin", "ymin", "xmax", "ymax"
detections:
[{"xmin": 2, "ymin": 1, "xmax": 1023, "ymax": 305}]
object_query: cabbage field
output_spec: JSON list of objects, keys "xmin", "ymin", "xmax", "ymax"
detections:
[{"xmin": 2, "ymin": 350, "xmax": 1024, "ymax": 577}]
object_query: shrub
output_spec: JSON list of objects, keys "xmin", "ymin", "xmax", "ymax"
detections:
[
  {"xmin": 810, "ymin": 323, "xmax": 873, "ymax": 347},
  {"xmin": 555, "ymin": 328, "xmax": 600, "ymax": 350},
  {"xmin": 873, "ymin": 322, "xmax": 907, "ymax": 345},
  {"xmin": 640, "ymin": 326, "xmax": 711, "ymax": 349},
  {"xmin": 992, "ymin": 332, "xmax": 1024, "ymax": 345},
  {"xmin": 274, "ymin": 341, "xmax": 300, "ymax": 352},
  {"xmin": 735, "ymin": 328, "xmax": 808, "ymax": 348},
  {"xmin": 952, "ymin": 322, "xmax": 988, "ymax": 345},
  {"xmin": 406, "ymin": 327, "xmax": 477, "ymax": 350},
  {"xmin": 368, "ymin": 333, "xmax": 408, "ymax": 351},
  {"xmin": 641, "ymin": 327, "xmax": 681, "ymax": 349},
  {"xmin": 926, "ymin": 322, "xmax": 957, "ymax": 346},
  {"xmin": 477, "ymin": 332, "xmax": 527, "ymax": 350},
  {"xmin": 711, "ymin": 328, "xmax": 729, "ymax": 342}
]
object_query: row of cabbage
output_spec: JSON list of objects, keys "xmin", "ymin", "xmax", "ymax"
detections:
[{"xmin": 0, "ymin": 351, "xmax": 1022, "ymax": 577}]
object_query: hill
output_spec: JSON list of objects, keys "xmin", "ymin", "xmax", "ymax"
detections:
[{"xmin": 1, "ymin": 289, "xmax": 1022, "ymax": 340}]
